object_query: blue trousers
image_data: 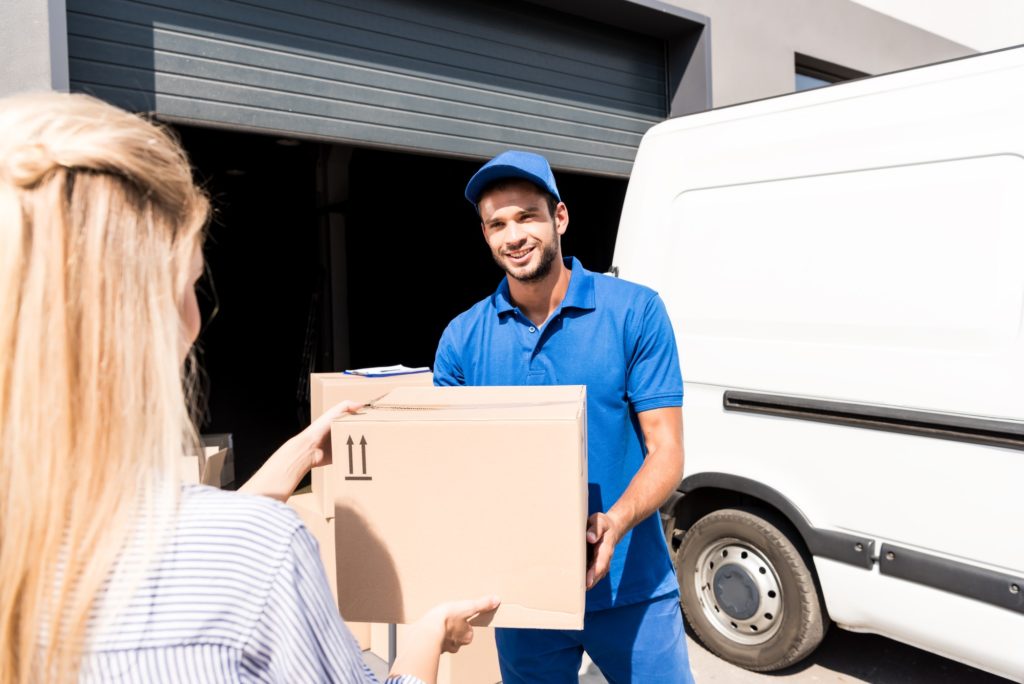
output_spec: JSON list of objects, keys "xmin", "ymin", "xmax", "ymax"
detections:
[{"xmin": 495, "ymin": 592, "xmax": 694, "ymax": 684}]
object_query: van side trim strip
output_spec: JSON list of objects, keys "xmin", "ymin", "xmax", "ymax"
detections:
[
  {"xmin": 879, "ymin": 544, "xmax": 1024, "ymax": 615},
  {"xmin": 674, "ymin": 473, "xmax": 875, "ymax": 569},
  {"xmin": 722, "ymin": 391, "xmax": 1024, "ymax": 451},
  {"xmin": 673, "ymin": 475, "xmax": 1024, "ymax": 612}
]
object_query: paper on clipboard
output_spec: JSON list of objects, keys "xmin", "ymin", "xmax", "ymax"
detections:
[{"xmin": 343, "ymin": 364, "xmax": 431, "ymax": 378}]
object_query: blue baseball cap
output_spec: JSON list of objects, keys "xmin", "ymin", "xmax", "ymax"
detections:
[{"xmin": 464, "ymin": 150, "xmax": 561, "ymax": 206}]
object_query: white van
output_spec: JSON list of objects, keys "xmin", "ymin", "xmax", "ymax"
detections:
[{"xmin": 613, "ymin": 46, "xmax": 1024, "ymax": 681}]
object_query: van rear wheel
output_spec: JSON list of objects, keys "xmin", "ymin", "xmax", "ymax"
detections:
[{"xmin": 676, "ymin": 508, "xmax": 827, "ymax": 671}]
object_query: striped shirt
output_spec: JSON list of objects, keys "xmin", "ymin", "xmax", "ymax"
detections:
[{"xmin": 79, "ymin": 485, "xmax": 421, "ymax": 683}]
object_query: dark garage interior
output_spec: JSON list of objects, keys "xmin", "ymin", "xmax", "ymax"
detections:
[{"xmin": 178, "ymin": 125, "xmax": 628, "ymax": 482}]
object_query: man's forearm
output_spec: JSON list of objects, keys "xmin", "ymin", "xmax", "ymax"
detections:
[
  {"xmin": 607, "ymin": 407, "xmax": 684, "ymax": 535},
  {"xmin": 585, "ymin": 407, "xmax": 683, "ymax": 588},
  {"xmin": 606, "ymin": 446, "xmax": 683, "ymax": 534}
]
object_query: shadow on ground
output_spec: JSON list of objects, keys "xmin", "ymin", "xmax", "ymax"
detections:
[{"xmin": 686, "ymin": 620, "xmax": 1012, "ymax": 683}]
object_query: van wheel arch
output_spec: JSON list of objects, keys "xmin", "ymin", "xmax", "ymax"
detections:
[
  {"xmin": 666, "ymin": 484, "xmax": 827, "ymax": 603},
  {"xmin": 664, "ymin": 475, "xmax": 816, "ymax": 551},
  {"xmin": 663, "ymin": 472, "xmax": 874, "ymax": 570}
]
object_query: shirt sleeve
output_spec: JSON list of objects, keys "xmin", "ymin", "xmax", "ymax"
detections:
[
  {"xmin": 242, "ymin": 525, "xmax": 424, "ymax": 684},
  {"xmin": 626, "ymin": 293, "xmax": 684, "ymax": 413},
  {"xmin": 433, "ymin": 322, "xmax": 465, "ymax": 386}
]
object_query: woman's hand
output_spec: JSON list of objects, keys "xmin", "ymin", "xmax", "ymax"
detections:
[
  {"xmin": 289, "ymin": 400, "xmax": 364, "ymax": 470},
  {"xmin": 238, "ymin": 401, "xmax": 363, "ymax": 502},
  {"xmin": 423, "ymin": 595, "xmax": 502, "ymax": 653},
  {"xmin": 389, "ymin": 596, "xmax": 501, "ymax": 683}
]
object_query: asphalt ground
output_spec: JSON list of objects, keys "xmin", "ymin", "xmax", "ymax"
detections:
[
  {"xmin": 584, "ymin": 625, "xmax": 1014, "ymax": 684},
  {"xmin": 365, "ymin": 623, "xmax": 1014, "ymax": 683}
]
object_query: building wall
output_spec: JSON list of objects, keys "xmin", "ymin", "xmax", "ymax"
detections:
[
  {"xmin": 1, "ymin": 0, "xmax": 974, "ymax": 111},
  {"xmin": 1, "ymin": 0, "xmax": 69, "ymax": 96},
  {"xmin": 665, "ymin": 0, "xmax": 974, "ymax": 108}
]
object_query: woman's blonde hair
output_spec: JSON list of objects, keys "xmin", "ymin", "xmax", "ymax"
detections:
[{"xmin": 0, "ymin": 92, "xmax": 209, "ymax": 682}]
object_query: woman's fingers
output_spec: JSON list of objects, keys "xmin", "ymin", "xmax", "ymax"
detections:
[
  {"xmin": 451, "ymin": 594, "xmax": 501, "ymax": 620},
  {"xmin": 306, "ymin": 401, "xmax": 365, "ymax": 467},
  {"xmin": 431, "ymin": 595, "xmax": 500, "ymax": 653}
]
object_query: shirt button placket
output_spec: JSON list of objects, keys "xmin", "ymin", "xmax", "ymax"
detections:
[{"xmin": 514, "ymin": 311, "xmax": 533, "ymax": 357}]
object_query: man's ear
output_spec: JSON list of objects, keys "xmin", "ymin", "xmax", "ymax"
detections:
[{"xmin": 555, "ymin": 202, "xmax": 569, "ymax": 236}]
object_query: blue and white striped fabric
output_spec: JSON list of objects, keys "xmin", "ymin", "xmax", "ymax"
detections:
[{"xmin": 79, "ymin": 485, "xmax": 422, "ymax": 683}]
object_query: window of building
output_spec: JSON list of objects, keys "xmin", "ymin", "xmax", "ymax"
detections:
[{"xmin": 795, "ymin": 53, "xmax": 868, "ymax": 91}]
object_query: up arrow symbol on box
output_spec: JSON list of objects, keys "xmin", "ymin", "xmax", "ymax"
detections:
[{"xmin": 345, "ymin": 435, "xmax": 372, "ymax": 481}]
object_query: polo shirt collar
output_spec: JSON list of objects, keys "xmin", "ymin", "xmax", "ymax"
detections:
[
  {"xmin": 494, "ymin": 257, "xmax": 596, "ymax": 317},
  {"xmin": 560, "ymin": 257, "xmax": 596, "ymax": 312}
]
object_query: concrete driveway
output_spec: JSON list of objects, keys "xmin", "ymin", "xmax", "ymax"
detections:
[
  {"xmin": 580, "ymin": 626, "xmax": 1013, "ymax": 683},
  {"xmin": 365, "ymin": 622, "xmax": 1012, "ymax": 682}
]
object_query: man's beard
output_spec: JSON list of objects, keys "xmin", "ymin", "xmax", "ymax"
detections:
[{"xmin": 494, "ymin": 239, "xmax": 559, "ymax": 283}]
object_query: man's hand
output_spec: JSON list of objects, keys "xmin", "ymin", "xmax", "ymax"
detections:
[{"xmin": 586, "ymin": 511, "xmax": 625, "ymax": 589}]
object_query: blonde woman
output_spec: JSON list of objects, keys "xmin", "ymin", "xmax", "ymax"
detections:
[{"xmin": 0, "ymin": 92, "xmax": 497, "ymax": 684}]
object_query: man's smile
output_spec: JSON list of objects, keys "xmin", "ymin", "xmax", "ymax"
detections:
[{"xmin": 503, "ymin": 245, "xmax": 535, "ymax": 263}]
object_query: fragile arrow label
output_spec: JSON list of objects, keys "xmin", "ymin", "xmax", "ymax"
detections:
[{"xmin": 345, "ymin": 434, "xmax": 372, "ymax": 481}]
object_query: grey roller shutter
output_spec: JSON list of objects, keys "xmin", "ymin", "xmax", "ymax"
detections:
[{"xmin": 67, "ymin": 0, "xmax": 666, "ymax": 176}]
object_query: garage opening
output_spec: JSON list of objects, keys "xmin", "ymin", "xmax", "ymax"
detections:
[
  {"xmin": 178, "ymin": 126, "xmax": 627, "ymax": 482},
  {"xmin": 343, "ymin": 147, "xmax": 628, "ymax": 369},
  {"xmin": 178, "ymin": 125, "xmax": 326, "ymax": 483}
]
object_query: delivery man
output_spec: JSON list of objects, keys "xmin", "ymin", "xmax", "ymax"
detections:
[{"xmin": 433, "ymin": 151, "xmax": 695, "ymax": 683}]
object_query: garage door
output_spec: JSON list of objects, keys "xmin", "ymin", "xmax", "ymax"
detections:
[{"xmin": 67, "ymin": 0, "xmax": 668, "ymax": 176}]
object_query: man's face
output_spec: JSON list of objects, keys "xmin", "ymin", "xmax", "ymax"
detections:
[{"xmin": 479, "ymin": 180, "xmax": 567, "ymax": 283}]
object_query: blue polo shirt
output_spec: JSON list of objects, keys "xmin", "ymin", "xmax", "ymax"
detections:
[{"xmin": 434, "ymin": 257, "xmax": 682, "ymax": 611}]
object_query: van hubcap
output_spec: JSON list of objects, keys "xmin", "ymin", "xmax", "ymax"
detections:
[{"xmin": 694, "ymin": 538, "xmax": 784, "ymax": 645}]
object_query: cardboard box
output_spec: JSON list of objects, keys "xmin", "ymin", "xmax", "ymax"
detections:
[
  {"xmin": 310, "ymin": 371, "xmax": 434, "ymax": 516},
  {"xmin": 370, "ymin": 623, "xmax": 501, "ymax": 684},
  {"xmin": 437, "ymin": 626, "xmax": 501, "ymax": 684},
  {"xmin": 329, "ymin": 385, "xmax": 587, "ymax": 630},
  {"xmin": 180, "ymin": 439, "xmax": 235, "ymax": 489},
  {"xmin": 287, "ymin": 492, "xmax": 371, "ymax": 650},
  {"xmin": 200, "ymin": 447, "xmax": 233, "ymax": 488},
  {"xmin": 200, "ymin": 433, "xmax": 234, "ymax": 488}
]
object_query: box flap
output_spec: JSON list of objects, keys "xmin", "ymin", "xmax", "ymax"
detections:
[{"xmin": 343, "ymin": 385, "xmax": 586, "ymax": 423}]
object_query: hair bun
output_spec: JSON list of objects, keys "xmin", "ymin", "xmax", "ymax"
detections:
[{"xmin": 4, "ymin": 142, "xmax": 63, "ymax": 188}]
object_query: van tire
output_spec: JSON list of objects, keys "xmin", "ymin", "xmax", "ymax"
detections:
[{"xmin": 676, "ymin": 507, "xmax": 827, "ymax": 671}]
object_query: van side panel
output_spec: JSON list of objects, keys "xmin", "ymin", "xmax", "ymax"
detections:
[
  {"xmin": 816, "ymin": 558, "xmax": 1024, "ymax": 682},
  {"xmin": 615, "ymin": 49, "xmax": 1024, "ymax": 419},
  {"xmin": 667, "ymin": 156, "xmax": 1024, "ymax": 417}
]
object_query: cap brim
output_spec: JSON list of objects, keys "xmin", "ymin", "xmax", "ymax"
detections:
[{"xmin": 464, "ymin": 164, "xmax": 552, "ymax": 205}]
